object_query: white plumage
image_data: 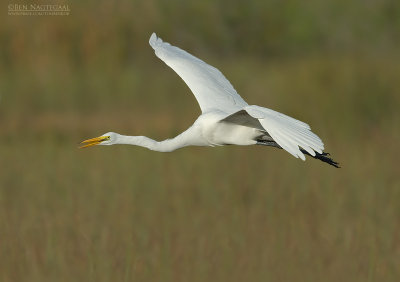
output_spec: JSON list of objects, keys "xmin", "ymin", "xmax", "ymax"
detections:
[
  {"xmin": 149, "ymin": 33, "xmax": 247, "ymax": 114},
  {"xmin": 81, "ymin": 33, "xmax": 337, "ymax": 167}
]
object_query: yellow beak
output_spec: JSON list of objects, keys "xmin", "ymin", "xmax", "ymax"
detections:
[{"xmin": 79, "ymin": 136, "xmax": 109, "ymax": 149}]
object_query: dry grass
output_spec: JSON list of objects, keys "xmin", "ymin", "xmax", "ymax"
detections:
[{"xmin": 1, "ymin": 56, "xmax": 399, "ymax": 281}]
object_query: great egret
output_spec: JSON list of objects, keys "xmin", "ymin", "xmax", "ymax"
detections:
[{"xmin": 80, "ymin": 33, "xmax": 339, "ymax": 167}]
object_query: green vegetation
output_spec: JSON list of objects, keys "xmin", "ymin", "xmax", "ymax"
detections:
[{"xmin": 1, "ymin": 0, "xmax": 399, "ymax": 281}]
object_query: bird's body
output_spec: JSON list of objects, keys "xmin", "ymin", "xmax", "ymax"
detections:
[
  {"xmin": 189, "ymin": 111, "xmax": 262, "ymax": 147},
  {"xmin": 81, "ymin": 33, "xmax": 338, "ymax": 167}
]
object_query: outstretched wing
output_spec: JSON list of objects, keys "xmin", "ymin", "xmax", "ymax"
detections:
[
  {"xmin": 149, "ymin": 33, "xmax": 248, "ymax": 113},
  {"xmin": 244, "ymin": 105, "xmax": 324, "ymax": 160}
]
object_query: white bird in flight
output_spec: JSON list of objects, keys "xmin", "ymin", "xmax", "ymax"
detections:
[{"xmin": 81, "ymin": 33, "xmax": 338, "ymax": 167}]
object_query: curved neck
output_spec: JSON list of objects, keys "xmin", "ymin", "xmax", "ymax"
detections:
[{"xmin": 115, "ymin": 130, "xmax": 196, "ymax": 152}]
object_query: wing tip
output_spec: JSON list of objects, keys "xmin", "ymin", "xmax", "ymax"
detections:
[{"xmin": 149, "ymin": 32, "xmax": 162, "ymax": 48}]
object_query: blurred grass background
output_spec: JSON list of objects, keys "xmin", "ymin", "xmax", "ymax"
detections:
[{"xmin": 1, "ymin": 0, "xmax": 400, "ymax": 281}]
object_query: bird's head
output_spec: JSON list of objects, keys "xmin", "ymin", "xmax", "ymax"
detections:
[{"xmin": 79, "ymin": 132, "xmax": 118, "ymax": 148}]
